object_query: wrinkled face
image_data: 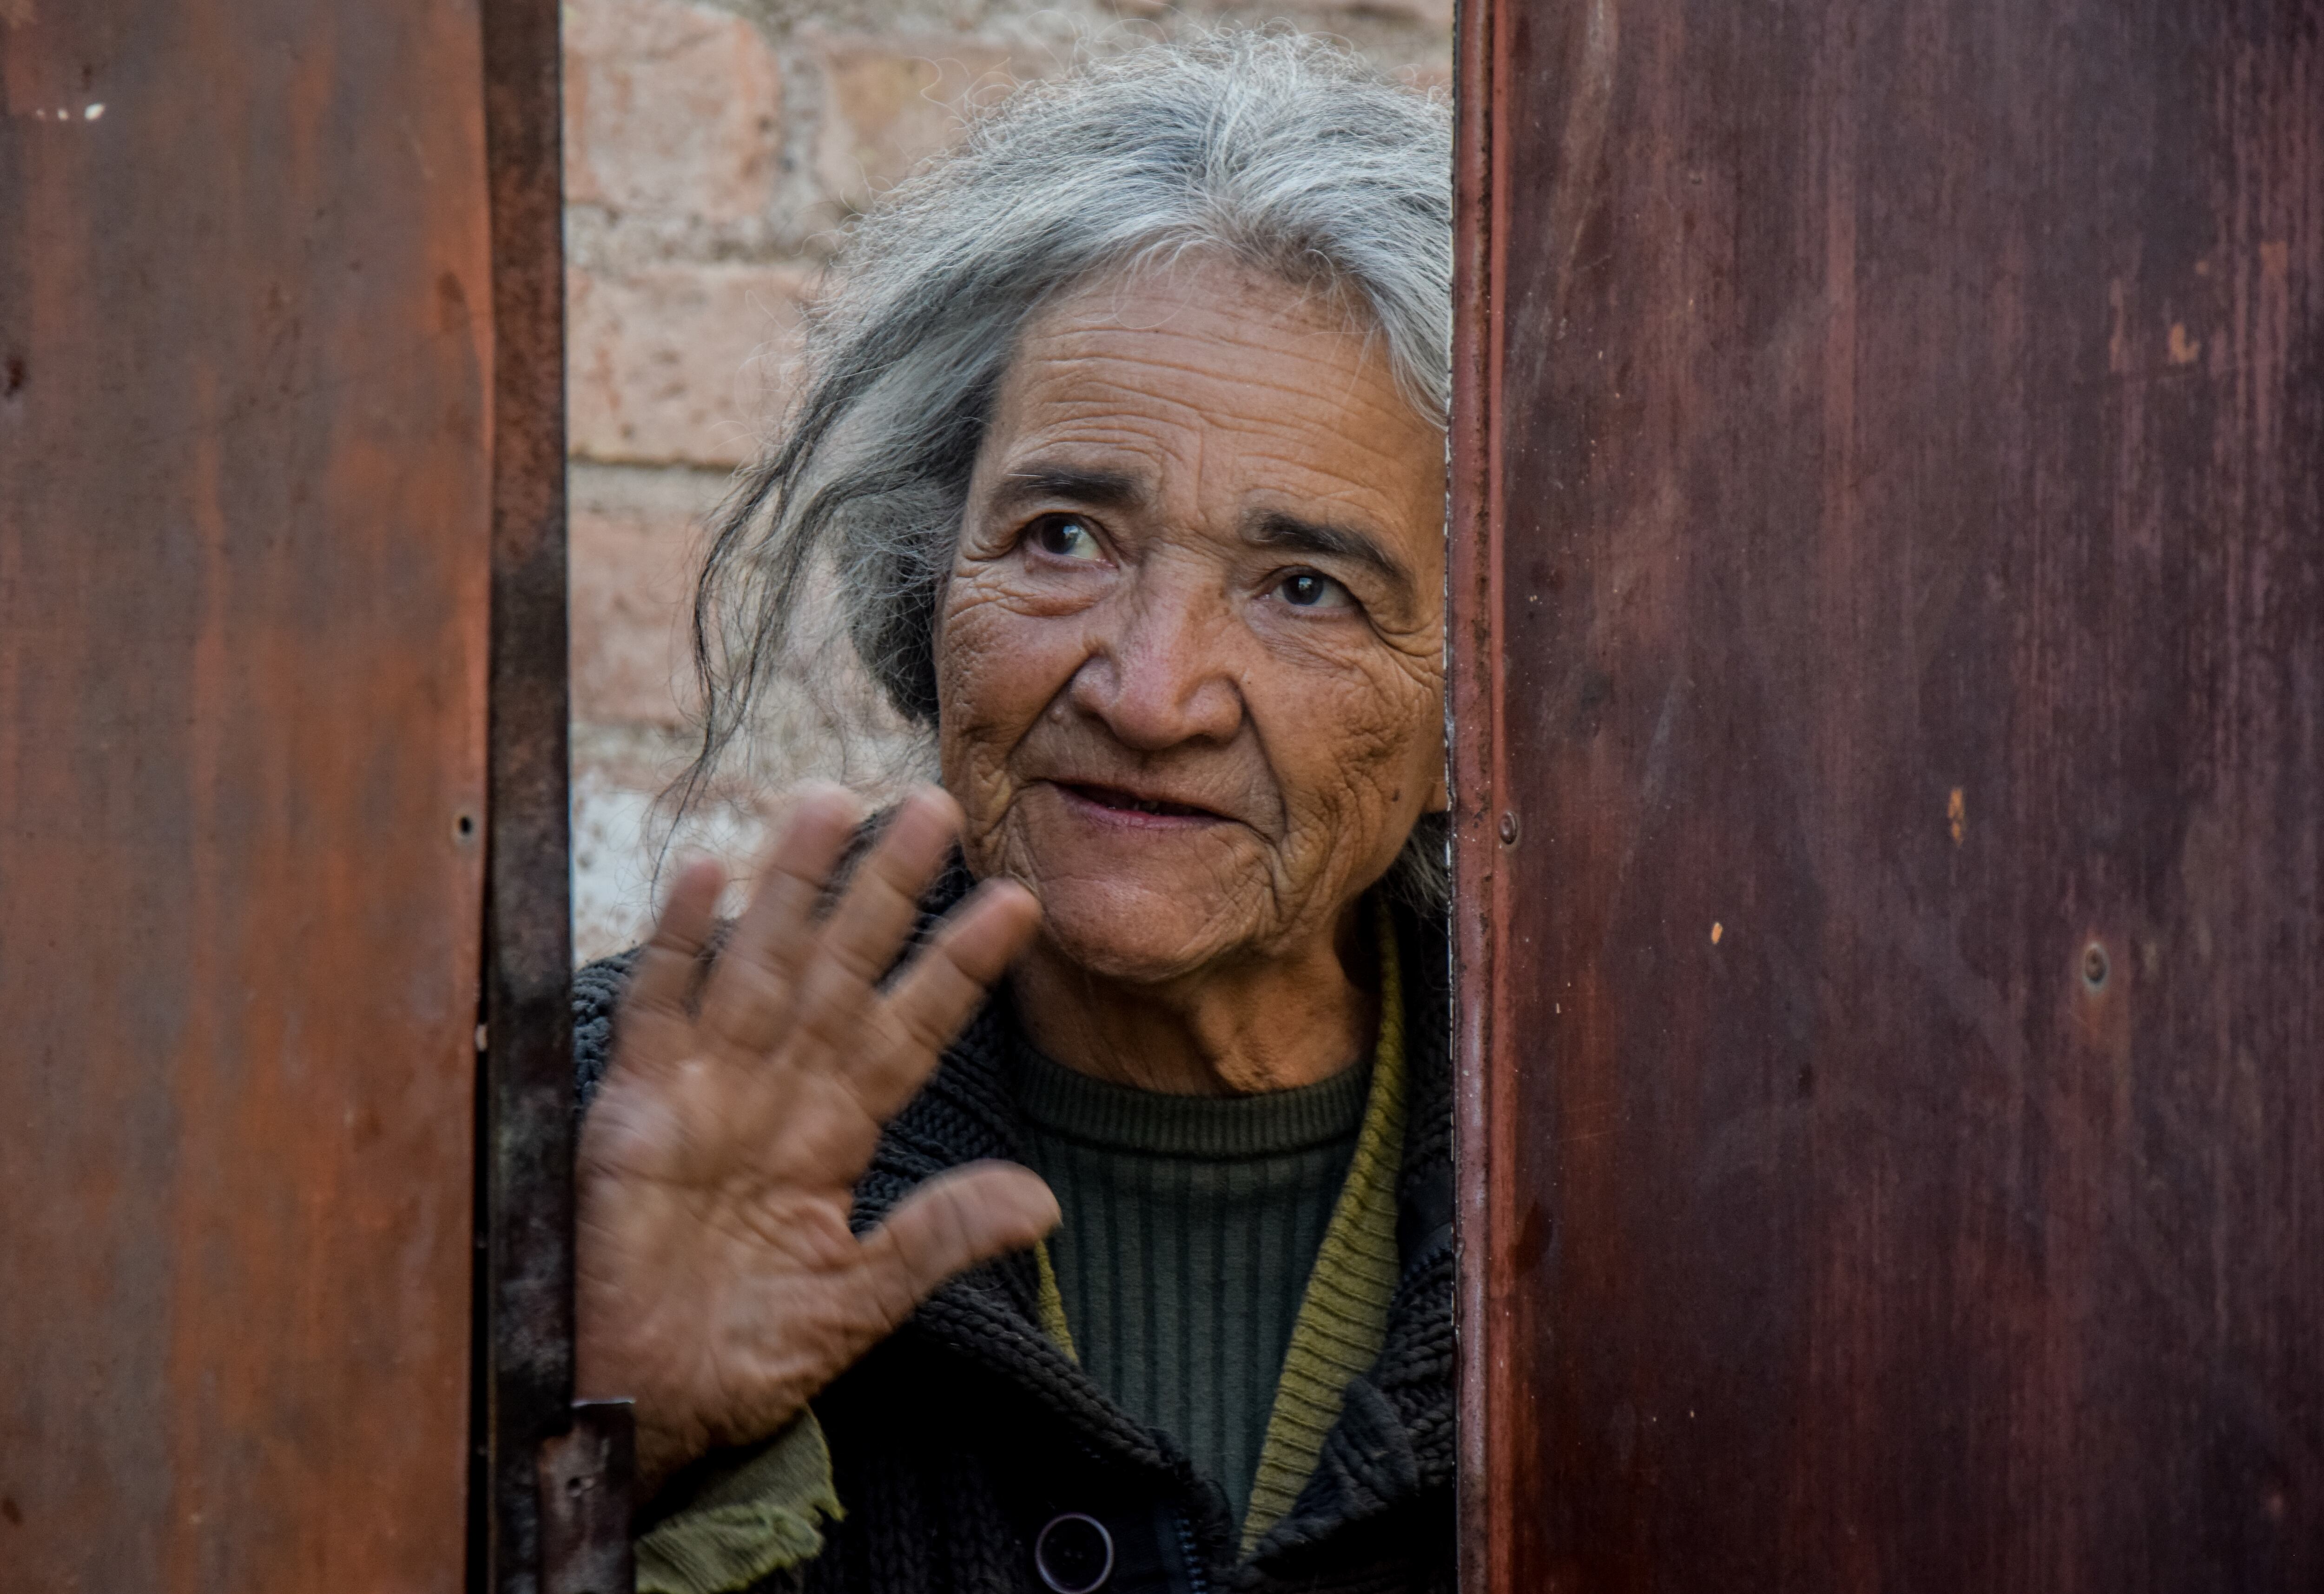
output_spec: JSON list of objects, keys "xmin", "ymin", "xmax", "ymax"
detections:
[{"xmin": 935, "ymin": 254, "xmax": 1447, "ymax": 984}]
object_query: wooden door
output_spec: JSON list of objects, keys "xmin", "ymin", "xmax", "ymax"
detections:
[
  {"xmin": 1451, "ymin": 1, "xmax": 2323, "ymax": 1587},
  {"xmin": 0, "ymin": 2, "xmax": 568, "ymax": 1588}
]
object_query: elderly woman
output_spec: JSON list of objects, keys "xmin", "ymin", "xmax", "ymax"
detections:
[{"xmin": 573, "ymin": 34, "xmax": 1455, "ymax": 1594}]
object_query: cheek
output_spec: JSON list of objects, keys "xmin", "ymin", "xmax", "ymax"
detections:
[
  {"xmin": 1257, "ymin": 648, "xmax": 1442, "ymax": 837},
  {"xmin": 936, "ymin": 576, "xmax": 1082, "ymax": 787}
]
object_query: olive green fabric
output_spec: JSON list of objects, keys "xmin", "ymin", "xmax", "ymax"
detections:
[
  {"xmin": 1033, "ymin": 1236, "xmax": 1078, "ymax": 1361},
  {"xmin": 1017, "ymin": 1039, "xmax": 1371, "ymax": 1527},
  {"xmin": 635, "ymin": 1409, "xmax": 843, "ymax": 1594},
  {"xmin": 1239, "ymin": 912, "xmax": 1406, "ymax": 1551}
]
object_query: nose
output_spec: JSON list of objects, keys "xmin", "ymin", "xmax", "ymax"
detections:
[{"xmin": 1062, "ymin": 565, "xmax": 1243, "ymax": 751}]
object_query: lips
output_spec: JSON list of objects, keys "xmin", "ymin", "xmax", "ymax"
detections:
[{"xmin": 1052, "ymin": 781, "xmax": 1231, "ymax": 824}]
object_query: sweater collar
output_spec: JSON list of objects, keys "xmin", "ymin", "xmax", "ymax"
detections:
[{"xmin": 1013, "ymin": 1037, "xmax": 1374, "ymax": 1158}]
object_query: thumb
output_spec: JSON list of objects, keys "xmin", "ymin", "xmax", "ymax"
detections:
[{"xmin": 857, "ymin": 1160, "xmax": 1061, "ymax": 1329}]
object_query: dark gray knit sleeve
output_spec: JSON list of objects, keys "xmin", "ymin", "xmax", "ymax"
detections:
[{"xmin": 573, "ymin": 949, "xmax": 641, "ymax": 1111}]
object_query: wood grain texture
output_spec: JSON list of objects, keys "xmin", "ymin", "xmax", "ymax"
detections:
[
  {"xmin": 1454, "ymin": 0, "xmax": 2324, "ymax": 1586},
  {"xmin": 0, "ymin": 3, "xmax": 493, "ymax": 1587}
]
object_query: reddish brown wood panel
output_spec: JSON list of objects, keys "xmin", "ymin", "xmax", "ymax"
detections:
[
  {"xmin": 0, "ymin": 4, "xmax": 493, "ymax": 1588},
  {"xmin": 1453, "ymin": 0, "xmax": 2324, "ymax": 1588}
]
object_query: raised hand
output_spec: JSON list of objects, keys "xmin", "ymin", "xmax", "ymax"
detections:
[{"xmin": 575, "ymin": 784, "xmax": 1054, "ymax": 1492}]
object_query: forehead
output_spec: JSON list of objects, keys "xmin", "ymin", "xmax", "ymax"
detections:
[{"xmin": 984, "ymin": 256, "xmax": 1443, "ymax": 523}]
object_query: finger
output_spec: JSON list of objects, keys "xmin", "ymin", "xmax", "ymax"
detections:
[
  {"xmin": 787, "ymin": 786, "xmax": 964, "ymax": 1054},
  {"xmin": 853, "ymin": 1161, "xmax": 1061, "ymax": 1335},
  {"xmin": 850, "ymin": 879, "xmax": 1040, "ymax": 1120},
  {"xmin": 623, "ymin": 858, "xmax": 725, "ymax": 1021},
  {"xmin": 699, "ymin": 783, "xmax": 866, "ymax": 1051}
]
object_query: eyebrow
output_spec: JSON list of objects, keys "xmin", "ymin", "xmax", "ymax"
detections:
[
  {"xmin": 1247, "ymin": 509, "xmax": 1415, "ymax": 595},
  {"xmin": 989, "ymin": 463, "xmax": 1146, "ymax": 516}
]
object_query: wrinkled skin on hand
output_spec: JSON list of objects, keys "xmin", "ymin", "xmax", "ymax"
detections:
[{"xmin": 575, "ymin": 786, "xmax": 1054, "ymax": 1492}]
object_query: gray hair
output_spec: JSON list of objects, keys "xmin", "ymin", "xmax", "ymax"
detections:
[{"xmin": 680, "ymin": 29, "xmax": 1453, "ymax": 906}]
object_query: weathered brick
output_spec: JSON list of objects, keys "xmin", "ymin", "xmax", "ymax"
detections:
[
  {"xmin": 569, "ymin": 463, "xmax": 730, "ymax": 727},
  {"xmin": 1278, "ymin": 0, "xmax": 1453, "ymax": 30},
  {"xmin": 563, "ymin": 0, "xmax": 786, "ymax": 225},
  {"xmin": 567, "ymin": 259, "xmax": 818, "ymax": 465},
  {"xmin": 809, "ymin": 37, "xmax": 1024, "ymax": 214},
  {"xmin": 572, "ymin": 756, "xmax": 667, "ymax": 964}
]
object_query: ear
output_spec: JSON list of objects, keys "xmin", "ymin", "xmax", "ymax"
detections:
[{"xmin": 1425, "ymin": 770, "xmax": 1450, "ymax": 814}]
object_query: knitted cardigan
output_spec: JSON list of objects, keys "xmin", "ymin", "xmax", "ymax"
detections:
[{"xmin": 572, "ymin": 867, "xmax": 1457, "ymax": 1594}]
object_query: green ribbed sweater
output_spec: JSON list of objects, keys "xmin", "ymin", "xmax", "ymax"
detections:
[{"xmin": 1016, "ymin": 1044, "xmax": 1369, "ymax": 1525}]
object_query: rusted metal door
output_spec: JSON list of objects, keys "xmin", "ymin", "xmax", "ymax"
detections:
[
  {"xmin": 0, "ymin": 2, "xmax": 569, "ymax": 1588},
  {"xmin": 1452, "ymin": 1, "xmax": 2322, "ymax": 1587}
]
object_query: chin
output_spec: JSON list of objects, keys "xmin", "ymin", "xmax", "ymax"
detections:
[
  {"xmin": 1029, "ymin": 873, "xmax": 1252, "ymax": 985},
  {"xmin": 971, "ymin": 795, "xmax": 1285, "ymax": 981}
]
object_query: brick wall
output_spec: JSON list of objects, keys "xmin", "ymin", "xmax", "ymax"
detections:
[{"xmin": 564, "ymin": 0, "xmax": 1451, "ymax": 960}]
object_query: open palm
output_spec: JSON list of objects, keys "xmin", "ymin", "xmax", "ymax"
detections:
[{"xmin": 575, "ymin": 785, "xmax": 1055, "ymax": 1490}]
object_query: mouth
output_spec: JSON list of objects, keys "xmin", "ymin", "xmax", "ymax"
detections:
[{"xmin": 1052, "ymin": 781, "xmax": 1231, "ymax": 826}]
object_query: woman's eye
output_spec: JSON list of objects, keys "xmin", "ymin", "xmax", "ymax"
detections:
[
  {"xmin": 1029, "ymin": 515, "xmax": 1103, "ymax": 561},
  {"xmin": 1274, "ymin": 570, "xmax": 1353, "ymax": 610}
]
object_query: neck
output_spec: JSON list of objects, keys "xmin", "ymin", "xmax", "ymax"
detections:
[{"xmin": 1012, "ymin": 907, "xmax": 1377, "ymax": 1096}]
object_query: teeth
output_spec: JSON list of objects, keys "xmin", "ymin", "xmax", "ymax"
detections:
[{"xmin": 1093, "ymin": 788, "xmax": 1193, "ymax": 816}]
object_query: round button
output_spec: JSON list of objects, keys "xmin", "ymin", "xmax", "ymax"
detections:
[{"xmin": 1033, "ymin": 1512, "xmax": 1114, "ymax": 1594}]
